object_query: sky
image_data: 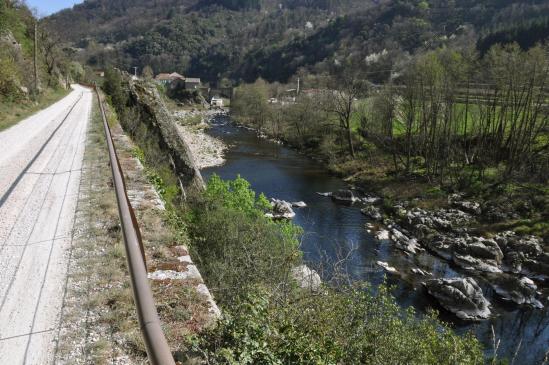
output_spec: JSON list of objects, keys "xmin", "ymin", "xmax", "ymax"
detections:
[{"xmin": 26, "ymin": 0, "xmax": 83, "ymax": 17}]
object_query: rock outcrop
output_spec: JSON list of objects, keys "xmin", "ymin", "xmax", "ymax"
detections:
[
  {"xmin": 266, "ymin": 199, "xmax": 296, "ymax": 219},
  {"xmin": 424, "ymin": 277, "xmax": 491, "ymax": 320},
  {"xmin": 495, "ymin": 231, "xmax": 548, "ymax": 279},
  {"xmin": 390, "ymin": 228, "xmax": 422, "ymax": 254},
  {"xmin": 490, "ymin": 274, "xmax": 543, "ymax": 308},
  {"xmin": 126, "ymin": 78, "xmax": 204, "ymax": 199},
  {"xmin": 448, "ymin": 193, "xmax": 481, "ymax": 215},
  {"xmin": 331, "ymin": 189, "xmax": 359, "ymax": 203},
  {"xmin": 361, "ymin": 205, "xmax": 382, "ymax": 221}
]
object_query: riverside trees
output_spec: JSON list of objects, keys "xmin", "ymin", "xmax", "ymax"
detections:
[
  {"xmin": 388, "ymin": 44, "xmax": 549, "ymax": 184},
  {"xmin": 232, "ymin": 43, "xmax": 549, "ymax": 187}
]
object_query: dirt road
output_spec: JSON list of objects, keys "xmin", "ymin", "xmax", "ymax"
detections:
[{"xmin": 0, "ymin": 85, "xmax": 93, "ymax": 364}]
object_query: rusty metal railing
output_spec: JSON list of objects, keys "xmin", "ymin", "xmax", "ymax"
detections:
[{"xmin": 93, "ymin": 84, "xmax": 176, "ymax": 365}]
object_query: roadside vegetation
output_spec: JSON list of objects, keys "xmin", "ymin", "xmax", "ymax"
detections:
[
  {"xmin": 103, "ymin": 70, "xmax": 485, "ymax": 364},
  {"xmin": 0, "ymin": 87, "xmax": 68, "ymax": 131},
  {"xmin": 0, "ymin": 0, "xmax": 86, "ymax": 130}
]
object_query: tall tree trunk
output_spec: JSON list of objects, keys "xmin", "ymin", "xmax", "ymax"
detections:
[{"xmin": 347, "ymin": 125, "xmax": 355, "ymax": 158}]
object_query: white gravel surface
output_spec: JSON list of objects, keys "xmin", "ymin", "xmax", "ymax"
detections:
[{"xmin": 0, "ymin": 85, "xmax": 92, "ymax": 365}]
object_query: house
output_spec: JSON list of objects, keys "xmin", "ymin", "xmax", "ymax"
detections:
[
  {"xmin": 185, "ymin": 77, "xmax": 201, "ymax": 90},
  {"xmin": 155, "ymin": 72, "xmax": 185, "ymax": 85},
  {"xmin": 210, "ymin": 97, "xmax": 223, "ymax": 108}
]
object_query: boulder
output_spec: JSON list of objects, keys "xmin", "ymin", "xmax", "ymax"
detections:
[
  {"xmin": 495, "ymin": 231, "xmax": 543, "ymax": 258},
  {"xmin": 495, "ymin": 232, "xmax": 547, "ymax": 279},
  {"xmin": 376, "ymin": 230, "xmax": 390, "ymax": 240},
  {"xmin": 362, "ymin": 195, "xmax": 380, "ymax": 204},
  {"xmin": 502, "ymin": 251, "xmax": 525, "ymax": 274},
  {"xmin": 291, "ymin": 265, "xmax": 321, "ymax": 291},
  {"xmin": 424, "ymin": 277, "xmax": 491, "ymax": 320},
  {"xmin": 453, "ymin": 254, "xmax": 502, "ymax": 273},
  {"xmin": 491, "ymin": 275, "xmax": 543, "ymax": 308},
  {"xmin": 266, "ymin": 199, "xmax": 295, "ymax": 219},
  {"xmin": 405, "ymin": 208, "xmax": 473, "ymax": 240},
  {"xmin": 453, "ymin": 236, "xmax": 503, "ymax": 273},
  {"xmin": 361, "ymin": 205, "xmax": 382, "ymax": 221},
  {"xmin": 390, "ymin": 228, "xmax": 422, "ymax": 254},
  {"xmin": 292, "ymin": 201, "xmax": 307, "ymax": 208},
  {"xmin": 522, "ymin": 256, "xmax": 549, "ymax": 280},
  {"xmin": 448, "ymin": 193, "xmax": 481, "ymax": 215},
  {"xmin": 377, "ymin": 261, "xmax": 398, "ymax": 274},
  {"xmin": 425, "ymin": 235, "xmax": 455, "ymax": 261},
  {"xmin": 483, "ymin": 201, "xmax": 518, "ymax": 222},
  {"xmin": 331, "ymin": 189, "xmax": 359, "ymax": 203},
  {"xmin": 411, "ymin": 268, "xmax": 430, "ymax": 276},
  {"xmin": 426, "ymin": 234, "xmax": 503, "ymax": 272}
]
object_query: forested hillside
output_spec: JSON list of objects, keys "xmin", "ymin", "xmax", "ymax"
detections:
[{"xmin": 46, "ymin": 0, "xmax": 549, "ymax": 83}]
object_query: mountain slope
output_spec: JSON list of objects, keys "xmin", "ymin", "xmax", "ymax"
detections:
[{"xmin": 46, "ymin": 0, "xmax": 549, "ymax": 83}]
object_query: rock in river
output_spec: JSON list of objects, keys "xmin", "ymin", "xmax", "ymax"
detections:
[
  {"xmin": 453, "ymin": 236, "xmax": 503, "ymax": 273},
  {"xmin": 390, "ymin": 228, "xmax": 422, "ymax": 254},
  {"xmin": 331, "ymin": 189, "xmax": 359, "ymax": 203},
  {"xmin": 424, "ymin": 277, "xmax": 491, "ymax": 321},
  {"xmin": 377, "ymin": 261, "xmax": 398, "ymax": 274},
  {"xmin": 292, "ymin": 201, "xmax": 307, "ymax": 208},
  {"xmin": 490, "ymin": 274, "xmax": 543, "ymax": 308},
  {"xmin": 495, "ymin": 231, "xmax": 548, "ymax": 279},
  {"xmin": 361, "ymin": 205, "xmax": 382, "ymax": 221},
  {"xmin": 266, "ymin": 199, "xmax": 295, "ymax": 219},
  {"xmin": 425, "ymin": 234, "xmax": 503, "ymax": 273}
]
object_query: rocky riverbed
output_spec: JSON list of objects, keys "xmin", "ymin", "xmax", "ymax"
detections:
[
  {"xmin": 335, "ymin": 188, "xmax": 549, "ymax": 320},
  {"xmin": 173, "ymin": 108, "xmax": 227, "ymax": 169}
]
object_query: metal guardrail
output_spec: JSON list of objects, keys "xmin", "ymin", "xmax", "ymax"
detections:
[{"xmin": 92, "ymin": 84, "xmax": 176, "ymax": 365}]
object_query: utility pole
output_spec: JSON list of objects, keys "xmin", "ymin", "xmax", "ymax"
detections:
[{"xmin": 33, "ymin": 21, "xmax": 39, "ymax": 95}]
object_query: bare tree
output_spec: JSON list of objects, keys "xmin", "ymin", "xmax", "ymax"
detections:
[{"xmin": 327, "ymin": 67, "xmax": 368, "ymax": 158}]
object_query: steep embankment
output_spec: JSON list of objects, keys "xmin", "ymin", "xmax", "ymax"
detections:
[{"xmin": 123, "ymin": 76, "xmax": 205, "ymax": 199}]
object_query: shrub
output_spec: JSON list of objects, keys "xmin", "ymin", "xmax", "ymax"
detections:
[
  {"xmin": 191, "ymin": 175, "xmax": 302, "ymax": 304},
  {"xmin": 193, "ymin": 284, "xmax": 484, "ymax": 365},
  {"xmin": 0, "ymin": 54, "xmax": 21, "ymax": 101}
]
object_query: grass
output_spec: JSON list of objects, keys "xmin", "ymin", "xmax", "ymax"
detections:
[
  {"xmin": 0, "ymin": 88, "xmax": 70, "ymax": 131},
  {"xmin": 56, "ymin": 97, "xmax": 139, "ymax": 364}
]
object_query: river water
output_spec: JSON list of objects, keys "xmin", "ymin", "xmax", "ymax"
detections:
[{"xmin": 202, "ymin": 115, "xmax": 549, "ymax": 364}]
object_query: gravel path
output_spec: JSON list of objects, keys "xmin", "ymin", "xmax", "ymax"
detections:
[{"xmin": 0, "ymin": 85, "xmax": 92, "ymax": 365}]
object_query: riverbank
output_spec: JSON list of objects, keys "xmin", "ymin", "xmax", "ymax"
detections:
[
  {"xmin": 203, "ymin": 115, "xmax": 549, "ymax": 363},
  {"xmin": 228, "ymin": 115, "xmax": 549, "ymax": 318},
  {"xmin": 172, "ymin": 108, "xmax": 227, "ymax": 169}
]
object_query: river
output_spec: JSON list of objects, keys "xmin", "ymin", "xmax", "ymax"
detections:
[{"xmin": 202, "ymin": 115, "xmax": 549, "ymax": 364}]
